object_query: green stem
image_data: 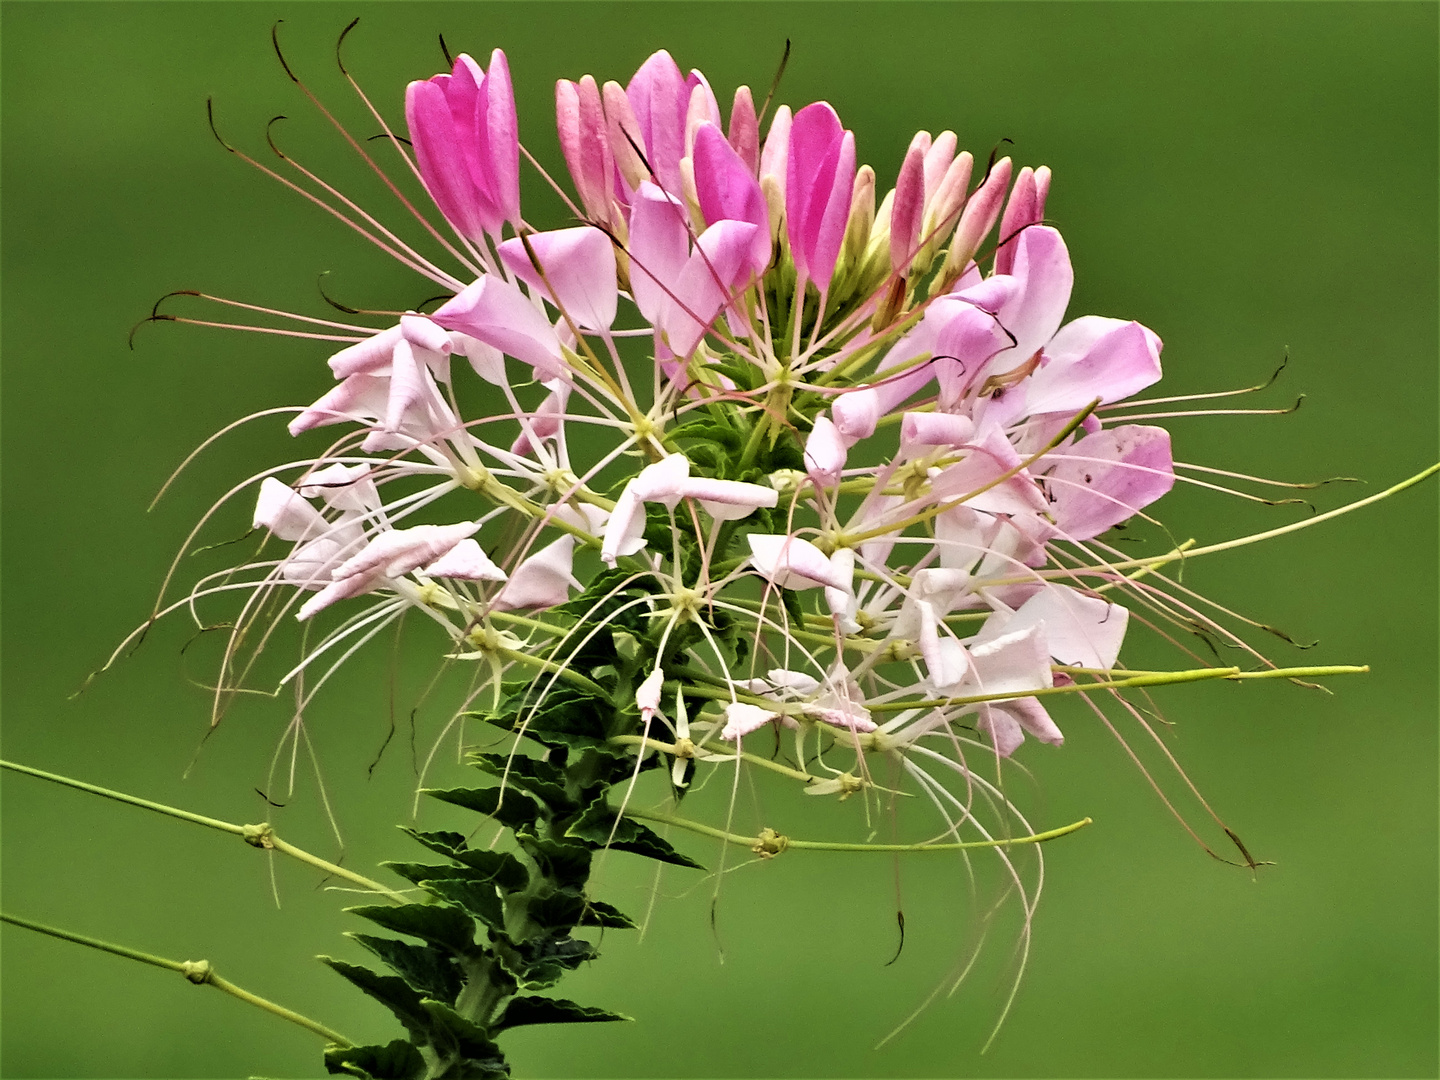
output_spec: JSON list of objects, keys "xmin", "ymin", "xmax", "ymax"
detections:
[
  {"xmin": 1, "ymin": 911, "xmax": 352, "ymax": 1046},
  {"xmin": 867, "ymin": 663, "xmax": 1370, "ymax": 713},
  {"xmin": 609, "ymin": 733, "xmax": 814, "ymax": 784},
  {"xmin": 0, "ymin": 759, "xmax": 408, "ymax": 903},
  {"xmin": 622, "ymin": 807, "xmax": 1093, "ymax": 852}
]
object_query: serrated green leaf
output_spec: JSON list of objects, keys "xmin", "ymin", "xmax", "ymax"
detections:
[
  {"xmin": 346, "ymin": 904, "xmax": 475, "ymax": 955},
  {"xmin": 385, "ymin": 852, "xmax": 529, "ymax": 895},
  {"xmin": 578, "ymin": 899, "xmax": 637, "ymax": 930},
  {"xmin": 324, "ymin": 1039, "xmax": 426, "ymax": 1079},
  {"xmin": 468, "ymin": 753, "xmax": 574, "ymax": 810},
  {"xmin": 423, "ymin": 785, "xmax": 544, "ymax": 830},
  {"xmin": 493, "ymin": 995, "xmax": 632, "ymax": 1032},
  {"xmin": 348, "ymin": 933, "xmax": 464, "ymax": 1005},
  {"xmin": 319, "ymin": 957, "xmax": 431, "ymax": 1041},
  {"xmin": 526, "ymin": 888, "xmax": 585, "ymax": 933},
  {"xmin": 505, "ymin": 688, "xmax": 614, "ymax": 753},
  {"xmin": 509, "ymin": 935, "xmax": 599, "ymax": 990},
  {"xmin": 420, "ymin": 1001, "xmax": 509, "ymax": 1077},
  {"xmin": 549, "ymin": 566, "xmax": 642, "ymax": 617},
  {"xmin": 421, "ymin": 878, "xmax": 507, "ymax": 934},
  {"xmin": 397, "ymin": 828, "xmax": 469, "ymax": 860},
  {"xmin": 516, "ymin": 833, "xmax": 592, "ymax": 889},
  {"xmin": 566, "ymin": 799, "xmax": 706, "ymax": 869}
]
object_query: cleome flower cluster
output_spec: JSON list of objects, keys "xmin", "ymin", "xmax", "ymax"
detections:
[{"xmin": 235, "ymin": 44, "xmax": 1187, "ymax": 800}]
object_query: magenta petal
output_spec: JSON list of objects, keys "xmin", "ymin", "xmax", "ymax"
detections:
[
  {"xmin": 406, "ymin": 79, "xmax": 487, "ymax": 242},
  {"xmin": 727, "ymin": 86, "xmax": 760, "ymax": 175},
  {"xmin": 498, "ymin": 227, "xmax": 618, "ymax": 331},
  {"xmin": 890, "ymin": 141, "xmax": 927, "ymax": 274},
  {"xmin": 1047, "ymin": 424, "xmax": 1175, "ymax": 540},
  {"xmin": 557, "ymin": 75, "xmax": 614, "ymax": 226},
  {"xmin": 433, "ymin": 276, "xmax": 565, "ymax": 380},
  {"xmin": 692, "ymin": 123, "xmax": 771, "ymax": 274},
  {"xmin": 785, "ymin": 103, "xmax": 854, "ymax": 292},
  {"xmin": 1026, "ymin": 317, "xmax": 1163, "ymax": 414},
  {"xmin": 482, "ymin": 49, "xmax": 521, "ymax": 229},
  {"xmin": 994, "ymin": 166, "xmax": 1039, "ymax": 276},
  {"xmin": 626, "ymin": 50, "xmax": 688, "ymax": 196}
]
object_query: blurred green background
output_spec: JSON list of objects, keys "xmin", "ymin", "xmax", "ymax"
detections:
[{"xmin": 2, "ymin": 3, "xmax": 1436, "ymax": 1077}]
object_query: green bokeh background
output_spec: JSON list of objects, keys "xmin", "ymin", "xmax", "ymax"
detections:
[{"xmin": 2, "ymin": 3, "xmax": 1436, "ymax": 1077}]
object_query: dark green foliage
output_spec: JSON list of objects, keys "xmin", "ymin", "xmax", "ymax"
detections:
[
  {"xmin": 324, "ymin": 1039, "xmax": 427, "ymax": 1079},
  {"xmin": 492, "ymin": 996, "xmax": 631, "ymax": 1032},
  {"xmin": 324, "ymin": 566, "xmax": 705, "ymax": 1078},
  {"xmin": 348, "ymin": 933, "xmax": 465, "ymax": 1005},
  {"xmin": 567, "ymin": 797, "xmax": 706, "ymax": 870}
]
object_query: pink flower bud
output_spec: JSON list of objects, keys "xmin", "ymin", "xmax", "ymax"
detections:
[
  {"xmin": 626, "ymin": 50, "xmax": 689, "ymax": 196},
  {"xmin": 727, "ymin": 86, "xmax": 760, "ymax": 175},
  {"xmin": 721, "ymin": 701, "xmax": 780, "ymax": 740},
  {"xmin": 995, "ymin": 166, "xmax": 1041, "ymax": 276},
  {"xmin": 405, "ymin": 51, "xmax": 519, "ymax": 243},
  {"xmin": 747, "ymin": 534, "xmax": 851, "ymax": 591},
  {"xmin": 556, "ymin": 75, "xmax": 616, "ymax": 228},
  {"xmin": 889, "ymin": 140, "xmax": 927, "ymax": 275},
  {"xmin": 491, "ymin": 535, "xmax": 579, "ymax": 611},
  {"xmin": 636, "ymin": 666, "xmax": 665, "ymax": 722},
  {"xmin": 786, "ymin": 103, "xmax": 856, "ymax": 294},
  {"xmin": 803, "ymin": 414, "xmax": 847, "ymax": 486},
  {"xmin": 940, "ymin": 156, "xmax": 1012, "ymax": 288},
  {"xmin": 602, "ymin": 80, "xmax": 649, "ymax": 192}
]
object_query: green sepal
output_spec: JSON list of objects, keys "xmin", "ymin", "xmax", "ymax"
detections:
[
  {"xmin": 420, "ymin": 1001, "xmax": 509, "ymax": 1077},
  {"xmin": 422, "ymin": 785, "xmax": 543, "ymax": 830},
  {"xmin": 318, "ymin": 957, "xmax": 430, "ymax": 1041},
  {"xmin": 346, "ymin": 903, "xmax": 475, "ymax": 955},
  {"xmin": 347, "ymin": 932, "xmax": 464, "ymax": 1005},
  {"xmin": 578, "ymin": 899, "xmax": 637, "ymax": 930},
  {"xmin": 323, "ymin": 1039, "xmax": 426, "ymax": 1079},
  {"xmin": 566, "ymin": 799, "xmax": 706, "ymax": 869},
  {"xmin": 467, "ymin": 752, "xmax": 574, "ymax": 811},
  {"xmin": 492, "ymin": 995, "xmax": 632, "ymax": 1032},
  {"xmin": 421, "ymin": 878, "xmax": 507, "ymax": 934}
]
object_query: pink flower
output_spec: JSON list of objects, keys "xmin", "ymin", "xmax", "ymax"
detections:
[
  {"xmin": 405, "ymin": 51, "xmax": 520, "ymax": 244},
  {"xmin": 786, "ymin": 102, "xmax": 856, "ymax": 294}
]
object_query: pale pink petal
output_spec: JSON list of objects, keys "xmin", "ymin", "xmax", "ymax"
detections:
[
  {"xmin": 680, "ymin": 477, "xmax": 779, "ymax": 521},
  {"xmin": 626, "ymin": 50, "xmax": 688, "ymax": 196},
  {"xmin": 727, "ymin": 86, "xmax": 759, "ymax": 175},
  {"xmin": 994, "ymin": 166, "xmax": 1039, "ymax": 276},
  {"xmin": 254, "ymin": 478, "xmax": 326, "ymax": 542},
  {"xmin": 1026, "ymin": 317, "xmax": 1163, "ymax": 415},
  {"xmin": 331, "ymin": 522, "xmax": 479, "ymax": 582},
  {"xmin": 966, "ymin": 623, "xmax": 1054, "ymax": 697},
  {"xmin": 803, "ymin": 415, "xmax": 847, "ymax": 486},
  {"xmin": 399, "ymin": 313, "xmax": 453, "ymax": 356},
  {"xmin": 1047, "ymin": 424, "xmax": 1175, "ymax": 540},
  {"xmin": 299, "ymin": 463, "xmax": 378, "ymax": 513},
  {"xmin": 997, "ymin": 585, "xmax": 1129, "ymax": 670},
  {"xmin": 721, "ymin": 701, "xmax": 780, "ymax": 740},
  {"xmin": 747, "ymin": 534, "xmax": 849, "ymax": 591},
  {"xmin": 626, "ymin": 182, "xmax": 691, "ymax": 325},
  {"xmin": 289, "ymin": 374, "xmax": 389, "ymax": 436},
  {"xmin": 989, "ymin": 225, "xmax": 1073, "ymax": 372},
  {"xmin": 930, "ymin": 428, "xmax": 1049, "ymax": 516},
  {"xmin": 662, "ymin": 219, "xmax": 760, "ymax": 357},
  {"xmin": 422, "ymin": 538, "xmax": 507, "ymax": 582},
  {"xmin": 636, "ymin": 666, "xmax": 665, "ymax": 722},
  {"xmin": 491, "ymin": 535, "xmax": 578, "ymax": 611},
  {"xmin": 830, "ymin": 388, "xmax": 881, "ymax": 446},
  {"xmin": 297, "ymin": 570, "xmax": 384, "ymax": 622},
  {"xmin": 901, "ymin": 412, "xmax": 975, "ymax": 450},
  {"xmin": 600, "ymin": 487, "xmax": 649, "ymax": 567},
  {"xmin": 328, "ymin": 325, "xmax": 404, "ymax": 380},
  {"xmin": 632, "ymin": 453, "xmax": 692, "ymax": 507},
  {"xmin": 498, "ymin": 226, "xmax": 618, "ymax": 331},
  {"xmin": 433, "ymin": 276, "xmax": 565, "ymax": 381}
]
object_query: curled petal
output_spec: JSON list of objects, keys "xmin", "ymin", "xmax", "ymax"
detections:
[
  {"xmin": 831, "ymin": 389, "xmax": 881, "ymax": 446},
  {"xmin": 901, "ymin": 411, "xmax": 975, "ymax": 450},
  {"xmin": 421, "ymin": 539, "xmax": 506, "ymax": 582},
  {"xmin": 804, "ymin": 415, "xmax": 847, "ymax": 487},
  {"xmin": 433, "ymin": 276, "xmax": 565, "ymax": 381},
  {"xmin": 328, "ymin": 325, "xmax": 404, "ymax": 380},
  {"xmin": 680, "ymin": 477, "xmax": 778, "ymax": 521},
  {"xmin": 254, "ymin": 478, "xmax": 326, "ymax": 542},
  {"xmin": 299, "ymin": 463, "xmax": 379, "ymax": 513},
  {"xmin": 721, "ymin": 701, "xmax": 780, "ymax": 740},
  {"xmin": 692, "ymin": 122, "xmax": 770, "ymax": 274},
  {"xmin": 662, "ymin": 219, "xmax": 761, "ymax": 357},
  {"xmin": 636, "ymin": 666, "xmax": 665, "ymax": 721},
  {"xmin": 748, "ymin": 534, "xmax": 850, "ymax": 591},
  {"xmin": 1026, "ymin": 317, "xmax": 1163, "ymax": 415},
  {"xmin": 990, "ymin": 585, "xmax": 1129, "ymax": 670},
  {"xmin": 332, "ymin": 521, "xmax": 481, "ymax": 583},
  {"xmin": 975, "ymin": 697, "xmax": 1063, "ymax": 756}
]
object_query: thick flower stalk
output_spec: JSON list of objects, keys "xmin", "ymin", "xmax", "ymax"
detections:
[{"xmin": 102, "ymin": 35, "xmax": 1409, "ymax": 1077}]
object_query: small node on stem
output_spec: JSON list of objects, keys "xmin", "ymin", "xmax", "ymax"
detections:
[
  {"xmin": 752, "ymin": 827, "xmax": 789, "ymax": 858},
  {"xmin": 180, "ymin": 959, "xmax": 213, "ymax": 985},
  {"xmin": 242, "ymin": 823, "xmax": 275, "ymax": 849}
]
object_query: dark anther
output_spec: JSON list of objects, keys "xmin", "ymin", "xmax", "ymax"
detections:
[
  {"xmin": 439, "ymin": 32, "xmax": 454, "ymax": 69},
  {"xmin": 128, "ymin": 313, "xmax": 176, "ymax": 350},
  {"xmin": 205, "ymin": 98, "xmax": 239, "ymax": 154},
  {"xmin": 983, "ymin": 137, "xmax": 1014, "ymax": 179},
  {"xmin": 757, "ymin": 38, "xmax": 792, "ymax": 124},
  {"xmin": 254, "ymin": 787, "xmax": 288, "ymax": 808},
  {"xmin": 151, "ymin": 289, "xmax": 201, "ymax": 320},
  {"xmin": 264, "ymin": 115, "xmax": 290, "ymax": 159},
  {"xmin": 336, "ymin": 17, "xmax": 361, "ymax": 76},
  {"xmin": 415, "ymin": 293, "xmax": 454, "ymax": 314},
  {"xmin": 367, "ymin": 132, "xmax": 412, "ymax": 146},
  {"xmin": 317, "ymin": 272, "xmax": 362, "ymax": 315},
  {"xmin": 621, "ymin": 127, "xmax": 657, "ymax": 183},
  {"xmin": 884, "ymin": 909, "xmax": 906, "ymax": 967},
  {"xmin": 271, "ymin": 21, "xmax": 299, "ymax": 84},
  {"xmin": 1262, "ymin": 348, "xmax": 1290, "ymax": 389}
]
